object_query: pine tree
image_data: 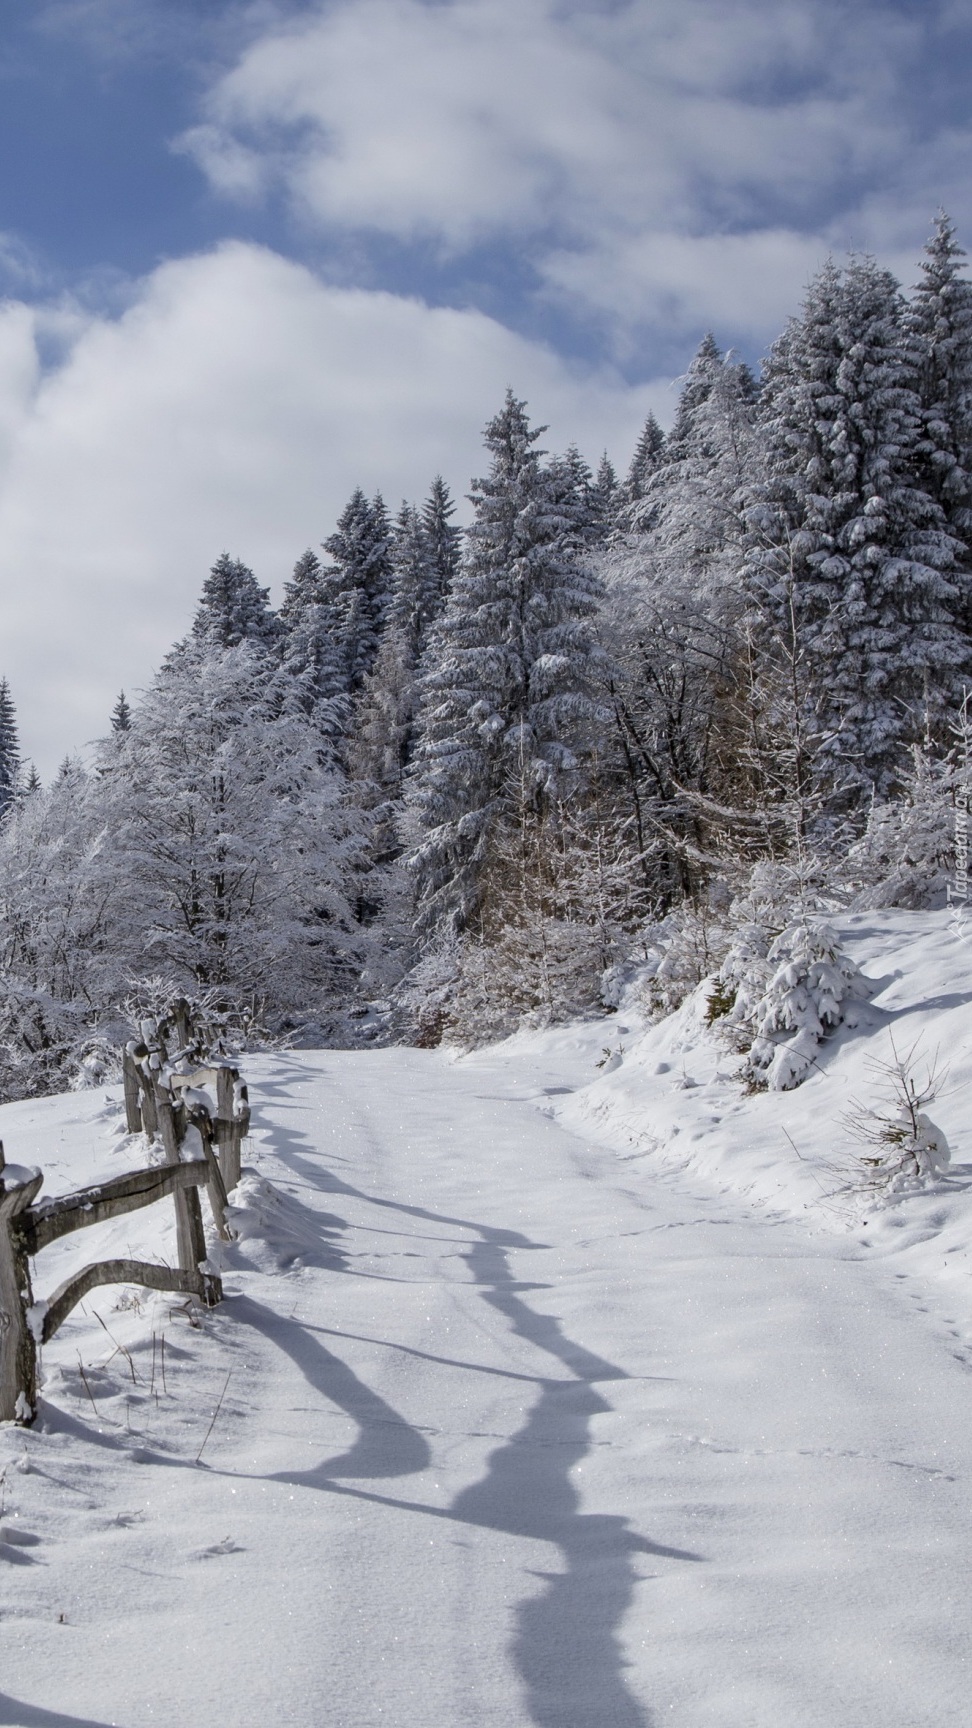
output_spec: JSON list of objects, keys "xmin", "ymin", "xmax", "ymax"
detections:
[
  {"xmin": 278, "ymin": 548, "xmax": 349, "ymax": 748},
  {"xmin": 386, "ymin": 503, "xmax": 437, "ymax": 665},
  {"xmin": 907, "ymin": 212, "xmax": 972, "ymax": 624},
  {"xmin": 743, "ymin": 255, "xmax": 967, "ymax": 794},
  {"xmin": 622, "ymin": 413, "xmax": 666, "ymax": 506},
  {"xmin": 190, "ymin": 553, "xmax": 281, "ymax": 652},
  {"xmin": 0, "ymin": 680, "xmax": 20, "ymax": 820},
  {"xmin": 588, "ymin": 453, "xmax": 619, "ymax": 537},
  {"xmin": 321, "ymin": 489, "xmax": 394, "ymax": 692},
  {"xmin": 110, "ymin": 691, "xmax": 132, "ymax": 733},
  {"xmin": 350, "ymin": 505, "xmax": 430, "ymax": 815},
  {"xmin": 666, "ymin": 335, "xmax": 726, "ymax": 458},
  {"xmin": 407, "ymin": 391, "xmax": 605, "ymax": 934},
  {"xmin": 420, "ymin": 475, "xmax": 462, "ymax": 628}
]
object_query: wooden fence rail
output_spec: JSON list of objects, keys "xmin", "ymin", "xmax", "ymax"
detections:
[{"xmin": 0, "ymin": 1000, "xmax": 251, "ymax": 1425}]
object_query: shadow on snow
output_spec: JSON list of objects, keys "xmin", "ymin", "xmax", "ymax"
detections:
[{"xmin": 234, "ymin": 1057, "xmax": 704, "ymax": 1726}]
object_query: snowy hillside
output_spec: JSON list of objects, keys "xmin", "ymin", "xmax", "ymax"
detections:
[
  {"xmin": 1, "ymin": 909, "xmax": 972, "ymax": 1725},
  {"xmin": 543, "ymin": 908, "xmax": 972, "ymax": 1299}
]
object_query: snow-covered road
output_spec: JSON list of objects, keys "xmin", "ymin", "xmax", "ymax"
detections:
[{"xmin": 1, "ymin": 1043, "xmax": 970, "ymax": 1727}]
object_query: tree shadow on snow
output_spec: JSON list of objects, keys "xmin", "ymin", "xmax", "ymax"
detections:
[
  {"xmin": 231, "ymin": 1294, "xmax": 432, "ymax": 1480},
  {"xmin": 234, "ymin": 1218, "xmax": 698, "ymax": 1728},
  {"xmin": 238, "ymin": 1057, "xmax": 701, "ymax": 1724},
  {"xmin": 0, "ymin": 1698, "xmax": 123, "ymax": 1728}
]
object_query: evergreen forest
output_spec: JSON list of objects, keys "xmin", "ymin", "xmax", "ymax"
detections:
[{"xmin": 2, "ymin": 215, "xmax": 971, "ymax": 1097}]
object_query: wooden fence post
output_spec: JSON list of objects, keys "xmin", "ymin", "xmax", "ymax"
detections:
[
  {"xmin": 122, "ymin": 1049, "xmax": 143, "ymax": 1135},
  {"xmin": 0, "ymin": 1143, "xmax": 43, "ymax": 1425},
  {"xmin": 156, "ymin": 1091, "xmax": 222, "ymax": 1306},
  {"xmin": 135, "ymin": 1059, "xmax": 159, "ymax": 1138},
  {"xmin": 215, "ymin": 1067, "xmax": 243, "ymax": 1192}
]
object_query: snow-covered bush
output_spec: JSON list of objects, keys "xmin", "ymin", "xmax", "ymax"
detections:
[
  {"xmin": 843, "ymin": 1043, "xmax": 951, "ymax": 1193},
  {"xmin": 633, "ymin": 902, "xmax": 731, "ymax": 1022},
  {"xmin": 721, "ymin": 920, "xmax": 872, "ymax": 1091}
]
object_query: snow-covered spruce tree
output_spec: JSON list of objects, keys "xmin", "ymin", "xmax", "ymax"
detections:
[
  {"xmin": 420, "ymin": 476, "xmax": 462, "ymax": 637},
  {"xmin": 406, "ymin": 391, "xmax": 605, "ymax": 946},
  {"xmin": 321, "ymin": 488, "xmax": 394, "ymax": 693},
  {"xmin": 110, "ymin": 691, "xmax": 132, "ymax": 734},
  {"xmin": 742, "ymin": 256, "xmax": 966, "ymax": 797},
  {"xmin": 385, "ymin": 502, "xmax": 439, "ymax": 666},
  {"xmin": 0, "ymin": 679, "xmax": 20, "ymax": 821},
  {"xmin": 907, "ymin": 212, "xmax": 972, "ymax": 623},
  {"xmin": 588, "ymin": 454, "xmax": 620, "ymax": 537},
  {"xmin": 718, "ymin": 918, "xmax": 872, "ymax": 1091},
  {"xmin": 278, "ymin": 548, "xmax": 350, "ymax": 753},
  {"xmin": 190, "ymin": 552, "xmax": 282, "ymax": 652},
  {"xmin": 621, "ymin": 413, "xmax": 666, "ymax": 509},
  {"xmin": 350, "ymin": 502, "xmax": 448, "ymax": 857},
  {"xmin": 103, "ymin": 637, "xmax": 370, "ymax": 1034}
]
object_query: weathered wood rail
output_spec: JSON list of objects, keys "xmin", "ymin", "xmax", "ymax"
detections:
[{"xmin": 0, "ymin": 1000, "xmax": 251, "ymax": 1425}]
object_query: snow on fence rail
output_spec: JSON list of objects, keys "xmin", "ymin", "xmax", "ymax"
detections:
[{"xmin": 0, "ymin": 999, "xmax": 250, "ymax": 1426}]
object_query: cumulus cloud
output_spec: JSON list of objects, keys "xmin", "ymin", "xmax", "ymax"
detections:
[
  {"xmin": 0, "ymin": 241, "xmax": 666, "ymax": 774},
  {"xmin": 176, "ymin": 0, "xmax": 968, "ymax": 347}
]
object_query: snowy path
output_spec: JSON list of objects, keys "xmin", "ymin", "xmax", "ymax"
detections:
[{"xmin": 1, "ymin": 1045, "xmax": 971, "ymax": 1727}]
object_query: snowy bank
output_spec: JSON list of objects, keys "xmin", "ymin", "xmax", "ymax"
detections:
[{"xmin": 461, "ymin": 909, "xmax": 972, "ymax": 1307}]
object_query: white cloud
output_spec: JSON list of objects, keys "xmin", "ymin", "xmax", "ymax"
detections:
[
  {"xmin": 175, "ymin": 0, "xmax": 963, "ymax": 348},
  {"xmin": 0, "ymin": 241, "xmax": 666, "ymax": 775},
  {"xmin": 541, "ymin": 228, "xmax": 836, "ymax": 344}
]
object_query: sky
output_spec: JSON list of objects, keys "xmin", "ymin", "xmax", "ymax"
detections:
[{"xmin": 1, "ymin": 0, "xmax": 971, "ymax": 771}]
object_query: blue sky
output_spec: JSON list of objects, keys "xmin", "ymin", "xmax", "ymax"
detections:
[{"xmin": 1, "ymin": 0, "xmax": 971, "ymax": 768}]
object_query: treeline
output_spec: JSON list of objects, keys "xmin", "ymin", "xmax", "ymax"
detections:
[{"xmin": 0, "ymin": 213, "xmax": 970, "ymax": 1092}]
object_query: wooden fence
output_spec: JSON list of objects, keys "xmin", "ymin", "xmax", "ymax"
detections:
[{"xmin": 0, "ymin": 1001, "xmax": 250, "ymax": 1425}]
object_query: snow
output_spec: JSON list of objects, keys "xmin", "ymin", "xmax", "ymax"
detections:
[{"xmin": 1, "ymin": 908, "xmax": 972, "ymax": 1723}]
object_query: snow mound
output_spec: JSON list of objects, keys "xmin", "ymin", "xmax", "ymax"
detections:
[{"xmin": 224, "ymin": 1172, "xmax": 343, "ymax": 1273}]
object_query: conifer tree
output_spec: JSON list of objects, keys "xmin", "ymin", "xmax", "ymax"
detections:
[
  {"xmin": 0, "ymin": 680, "xmax": 20, "ymax": 820},
  {"xmin": 665, "ymin": 334, "xmax": 726, "ymax": 459},
  {"xmin": 350, "ymin": 506, "xmax": 431, "ymax": 814},
  {"xmin": 907, "ymin": 212, "xmax": 972, "ymax": 622},
  {"xmin": 743, "ymin": 255, "xmax": 966, "ymax": 793},
  {"xmin": 589, "ymin": 454, "xmax": 619, "ymax": 536},
  {"xmin": 386, "ymin": 503, "xmax": 438, "ymax": 664},
  {"xmin": 407, "ymin": 391, "xmax": 605, "ymax": 933},
  {"xmin": 622, "ymin": 413, "xmax": 666, "ymax": 506},
  {"xmin": 190, "ymin": 553, "xmax": 281, "ymax": 652},
  {"xmin": 278, "ymin": 549, "xmax": 349, "ymax": 747},
  {"xmin": 420, "ymin": 476, "xmax": 462, "ymax": 627},
  {"xmin": 110, "ymin": 691, "xmax": 132, "ymax": 733},
  {"xmin": 321, "ymin": 489, "xmax": 393, "ymax": 692}
]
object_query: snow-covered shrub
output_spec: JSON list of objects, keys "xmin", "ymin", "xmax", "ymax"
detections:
[
  {"xmin": 633, "ymin": 902, "xmax": 731, "ymax": 1022},
  {"xmin": 843, "ymin": 1043, "xmax": 951, "ymax": 1193},
  {"xmin": 722, "ymin": 920, "xmax": 872, "ymax": 1090}
]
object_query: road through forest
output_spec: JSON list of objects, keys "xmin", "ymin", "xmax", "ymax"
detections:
[{"xmin": 1, "ymin": 1043, "xmax": 970, "ymax": 1727}]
